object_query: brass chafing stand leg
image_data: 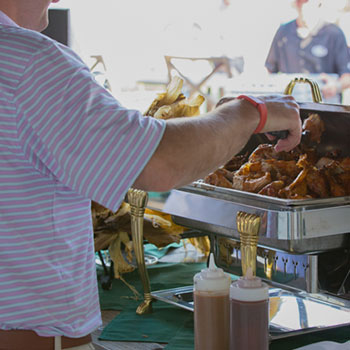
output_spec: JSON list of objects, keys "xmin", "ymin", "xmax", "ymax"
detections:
[
  {"xmin": 127, "ymin": 188, "xmax": 153, "ymax": 314},
  {"xmin": 236, "ymin": 211, "xmax": 261, "ymax": 276}
]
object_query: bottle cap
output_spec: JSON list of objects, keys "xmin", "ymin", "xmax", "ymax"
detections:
[
  {"xmin": 194, "ymin": 253, "xmax": 231, "ymax": 293},
  {"xmin": 230, "ymin": 269, "xmax": 269, "ymax": 302}
]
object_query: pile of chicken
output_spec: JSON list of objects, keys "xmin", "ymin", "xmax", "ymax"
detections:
[{"xmin": 204, "ymin": 113, "xmax": 350, "ymax": 199}]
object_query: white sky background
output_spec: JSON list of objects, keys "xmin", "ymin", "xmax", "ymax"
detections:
[
  {"xmin": 51, "ymin": 0, "xmax": 349, "ymax": 105},
  {"xmin": 51, "ymin": 1, "xmax": 296, "ymax": 84}
]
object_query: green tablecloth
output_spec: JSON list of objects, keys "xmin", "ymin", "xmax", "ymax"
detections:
[
  {"xmin": 98, "ymin": 261, "xmax": 204, "ymax": 349},
  {"xmin": 100, "ymin": 302, "xmax": 195, "ymax": 349},
  {"xmin": 97, "ymin": 259, "xmax": 350, "ymax": 349},
  {"xmin": 98, "ymin": 260, "xmax": 204, "ymax": 311}
]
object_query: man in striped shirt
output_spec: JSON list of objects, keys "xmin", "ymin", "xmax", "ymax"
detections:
[{"xmin": 0, "ymin": 1, "xmax": 301, "ymax": 349}]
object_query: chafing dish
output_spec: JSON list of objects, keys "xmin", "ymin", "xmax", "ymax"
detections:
[
  {"xmin": 161, "ymin": 78, "xmax": 350, "ymax": 293},
  {"xmin": 150, "ymin": 79, "xmax": 350, "ymax": 338},
  {"xmin": 163, "ymin": 183, "xmax": 350, "ymax": 254}
]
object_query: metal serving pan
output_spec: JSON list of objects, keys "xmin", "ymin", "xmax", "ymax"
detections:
[
  {"xmin": 163, "ymin": 184, "xmax": 350, "ymax": 254},
  {"xmin": 162, "ymin": 79, "xmax": 350, "ymax": 254},
  {"xmin": 151, "ymin": 285, "xmax": 350, "ymax": 340}
]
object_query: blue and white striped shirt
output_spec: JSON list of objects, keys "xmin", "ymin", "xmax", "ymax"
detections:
[{"xmin": 0, "ymin": 10, "xmax": 165, "ymax": 337}]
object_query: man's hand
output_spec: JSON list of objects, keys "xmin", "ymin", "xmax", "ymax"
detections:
[{"xmin": 258, "ymin": 94, "xmax": 302, "ymax": 152}]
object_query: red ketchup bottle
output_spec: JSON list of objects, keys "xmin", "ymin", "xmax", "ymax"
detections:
[
  {"xmin": 194, "ymin": 253, "xmax": 231, "ymax": 350},
  {"xmin": 229, "ymin": 268, "xmax": 269, "ymax": 350}
]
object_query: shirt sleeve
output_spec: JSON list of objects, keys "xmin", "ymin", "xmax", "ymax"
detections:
[{"xmin": 15, "ymin": 38, "xmax": 165, "ymax": 212}]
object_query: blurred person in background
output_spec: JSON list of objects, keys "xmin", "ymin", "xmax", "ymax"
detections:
[{"xmin": 265, "ymin": 0, "xmax": 350, "ymax": 103}]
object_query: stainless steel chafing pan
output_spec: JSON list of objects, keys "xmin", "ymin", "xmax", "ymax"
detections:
[
  {"xmin": 163, "ymin": 78, "xmax": 350, "ymax": 254},
  {"xmin": 163, "ymin": 183, "xmax": 350, "ymax": 253},
  {"xmin": 148, "ymin": 79, "xmax": 350, "ymax": 339}
]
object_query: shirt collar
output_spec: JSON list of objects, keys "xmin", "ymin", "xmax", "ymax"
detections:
[{"xmin": 0, "ymin": 10, "xmax": 19, "ymax": 27}]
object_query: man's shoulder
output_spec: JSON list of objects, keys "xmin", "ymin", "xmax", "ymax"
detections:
[
  {"xmin": 279, "ymin": 20, "xmax": 297, "ymax": 32},
  {"xmin": 1, "ymin": 25, "xmax": 49, "ymax": 44},
  {"xmin": 274, "ymin": 20, "xmax": 297, "ymax": 38},
  {"xmin": 0, "ymin": 25, "xmax": 67, "ymax": 58},
  {"xmin": 0, "ymin": 25, "xmax": 83, "ymax": 72},
  {"xmin": 321, "ymin": 22, "xmax": 346, "ymax": 37}
]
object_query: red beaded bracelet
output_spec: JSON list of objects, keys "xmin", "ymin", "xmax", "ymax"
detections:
[{"xmin": 237, "ymin": 95, "xmax": 267, "ymax": 134}]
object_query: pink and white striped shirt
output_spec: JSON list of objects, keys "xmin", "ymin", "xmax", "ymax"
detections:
[{"xmin": 0, "ymin": 11, "xmax": 165, "ymax": 337}]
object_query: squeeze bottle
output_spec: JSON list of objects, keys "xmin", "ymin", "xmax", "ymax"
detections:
[
  {"xmin": 193, "ymin": 253, "xmax": 231, "ymax": 350},
  {"xmin": 229, "ymin": 268, "xmax": 269, "ymax": 350}
]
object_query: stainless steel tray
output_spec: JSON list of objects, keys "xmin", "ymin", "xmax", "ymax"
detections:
[
  {"xmin": 162, "ymin": 183, "xmax": 350, "ymax": 253},
  {"xmin": 155, "ymin": 99, "xmax": 350, "ymax": 253},
  {"xmin": 151, "ymin": 284, "xmax": 350, "ymax": 341}
]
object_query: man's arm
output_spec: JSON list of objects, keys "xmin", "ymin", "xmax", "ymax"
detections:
[{"xmin": 133, "ymin": 95, "xmax": 301, "ymax": 192}]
